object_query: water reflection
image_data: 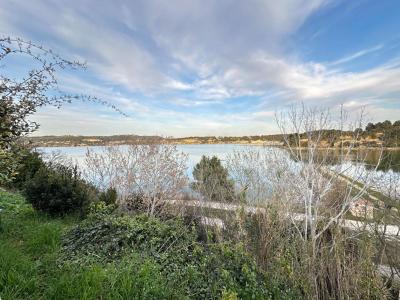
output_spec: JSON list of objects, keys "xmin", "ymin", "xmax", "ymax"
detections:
[
  {"xmin": 364, "ymin": 150, "xmax": 400, "ymax": 172},
  {"xmin": 287, "ymin": 148, "xmax": 400, "ymax": 173}
]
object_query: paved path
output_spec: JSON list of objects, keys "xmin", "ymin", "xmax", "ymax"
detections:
[{"xmin": 169, "ymin": 199, "xmax": 400, "ymax": 238}]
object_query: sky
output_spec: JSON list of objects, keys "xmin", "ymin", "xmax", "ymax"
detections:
[{"xmin": 1, "ymin": 0, "xmax": 400, "ymax": 137}]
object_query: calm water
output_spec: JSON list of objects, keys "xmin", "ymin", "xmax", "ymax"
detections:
[
  {"xmin": 38, "ymin": 144, "xmax": 257, "ymax": 177},
  {"xmin": 37, "ymin": 144, "xmax": 400, "ymax": 200}
]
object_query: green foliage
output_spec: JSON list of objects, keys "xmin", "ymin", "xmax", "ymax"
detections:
[
  {"xmin": 192, "ymin": 155, "xmax": 237, "ymax": 202},
  {"xmin": 88, "ymin": 200, "xmax": 117, "ymax": 217},
  {"xmin": 61, "ymin": 213, "xmax": 272, "ymax": 299},
  {"xmin": 99, "ymin": 187, "xmax": 118, "ymax": 205},
  {"xmin": 0, "ymin": 189, "xmax": 32, "ymax": 214},
  {"xmin": 0, "ymin": 147, "xmax": 21, "ymax": 185},
  {"xmin": 364, "ymin": 120, "xmax": 400, "ymax": 147},
  {"xmin": 61, "ymin": 213, "xmax": 196, "ymax": 263},
  {"xmin": 177, "ymin": 242, "xmax": 270, "ymax": 299},
  {"xmin": 23, "ymin": 164, "xmax": 97, "ymax": 216},
  {"xmin": 10, "ymin": 150, "xmax": 46, "ymax": 189},
  {"xmin": 1, "ymin": 190, "xmax": 278, "ymax": 299},
  {"xmin": 0, "ymin": 243, "xmax": 179, "ymax": 299},
  {"xmin": 0, "ymin": 190, "xmax": 179, "ymax": 299}
]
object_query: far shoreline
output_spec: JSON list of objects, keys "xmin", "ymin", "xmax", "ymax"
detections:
[{"xmin": 30, "ymin": 142, "xmax": 400, "ymax": 151}]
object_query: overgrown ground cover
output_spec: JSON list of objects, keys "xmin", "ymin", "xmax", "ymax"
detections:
[{"xmin": 0, "ymin": 189, "xmax": 293, "ymax": 300}]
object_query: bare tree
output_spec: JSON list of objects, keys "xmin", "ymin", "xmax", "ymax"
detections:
[
  {"xmin": 224, "ymin": 105, "xmax": 388, "ymax": 298},
  {"xmin": 271, "ymin": 105, "xmax": 383, "ymax": 251},
  {"xmin": 85, "ymin": 144, "xmax": 188, "ymax": 216},
  {"xmin": 0, "ymin": 36, "xmax": 123, "ymax": 183}
]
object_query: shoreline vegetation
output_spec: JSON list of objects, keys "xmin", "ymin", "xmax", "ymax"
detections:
[
  {"xmin": 26, "ymin": 119, "xmax": 400, "ymax": 148},
  {"xmin": 26, "ymin": 134, "xmax": 282, "ymax": 147},
  {"xmin": 26, "ymin": 134, "xmax": 400, "ymax": 149}
]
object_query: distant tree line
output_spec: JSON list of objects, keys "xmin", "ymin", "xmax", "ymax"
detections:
[
  {"xmin": 284, "ymin": 120, "xmax": 400, "ymax": 148},
  {"xmin": 363, "ymin": 120, "xmax": 400, "ymax": 147},
  {"xmin": 27, "ymin": 135, "xmax": 163, "ymax": 147}
]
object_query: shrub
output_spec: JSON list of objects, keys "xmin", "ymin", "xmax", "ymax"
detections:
[
  {"xmin": 88, "ymin": 201, "xmax": 117, "ymax": 217},
  {"xmin": 61, "ymin": 213, "xmax": 196, "ymax": 263},
  {"xmin": 60, "ymin": 213, "xmax": 274, "ymax": 299},
  {"xmin": 10, "ymin": 150, "xmax": 45, "ymax": 189},
  {"xmin": 192, "ymin": 155, "xmax": 237, "ymax": 202},
  {"xmin": 98, "ymin": 187, "xmax": 118, "ymax": 205},
  {"xmin": 23, "ymin": 164, "xmax": 97, "ymax": 216},
  {"xmin": 0, "ymin": 190, "xmax": 180, "ymax": 299},
  {"xmin": 228, "ymin": 207, "xmax": 387, "ymax": 299},
  {"xmin": 0, "ymin": 148, "xmax": 20, "ymax": 185}
]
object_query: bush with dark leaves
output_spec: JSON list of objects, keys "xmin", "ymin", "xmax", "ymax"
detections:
[
  {"xmin": 10, "ymin": 150, "xmax": 45, "ymax": 189},
  {"xmin": 23, "ymin": 164, "xmax": 96, "ymax": 216}
]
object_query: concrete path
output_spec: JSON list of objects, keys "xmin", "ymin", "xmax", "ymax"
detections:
[{"xmin": 169, "ymin": 199, "xmax": 400, "ymax": 238}]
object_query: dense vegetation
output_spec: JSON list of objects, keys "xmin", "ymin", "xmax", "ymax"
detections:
[
  {"xmin": 2, "ymin": 148, "xmax": 395, "ymax": 299},
  {"xmin": 0, "ymin": 189, "xmax": 291, "ymax": 299},
  {"xmin": 283, "ymin": 120, "xmax": 400, "ymax": 148},
  {"xmin": 0, "ymin": 153, "xmax": 283, "ymax": 299},
  {"xmin": 364, "ymin": 120, "xmax": 400, "ymax": 147}
]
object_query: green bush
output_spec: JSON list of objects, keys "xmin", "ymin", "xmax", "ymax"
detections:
[
  {"xmin": 98, "ymin": 187, "xmax": 118, "ymax": 205},
  {"xmin": 61, "ymin": 213, "xmax": 273, "ymax": 299},
  {"xmin": 11, "ymin": 150, "xmax": 45, "ymax": 189},
  {"xmin": 192, "ymin": 155, "xmax": 237, "ymax": 202},
  {"xmin": 61, "ymin": 213, "xmax": 196, "ymax": 263},
  {"xmin": 23, "ymin": 164, "xmax": 96, "ymax": 216},
  {"xmin": 0, "ymin": 189, "xmax": 180, "ymax": 299},
  {"xmin": 0, "ymin": 148, "xmax": 20, "ymax": 185}
]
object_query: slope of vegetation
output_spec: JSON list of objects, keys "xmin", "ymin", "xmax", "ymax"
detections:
[{"xmin": 1, "ymin": 188, "xmax": 293, "ymax": 299}]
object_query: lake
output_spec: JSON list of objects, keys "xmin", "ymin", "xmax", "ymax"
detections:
[
  {"xmin": 38, "ymin": 144, "xmax": 400, "ymax": 200},
  {"xmin": 38, "ymin": 144, "xmax": 257, "ymax": 176}
]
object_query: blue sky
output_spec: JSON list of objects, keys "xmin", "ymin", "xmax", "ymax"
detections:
[{"xmin": 1, "ymin": 0, "xmax": 400, "ymax": 136}]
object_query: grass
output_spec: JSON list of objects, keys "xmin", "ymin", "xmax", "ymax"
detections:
[
  {"xmin": 0, "ymin": 189, "xmax": 280, "ymax": 300},
  {"xmin": 0, "ymin": 189, "xmax": 182, "ymax": 299}
]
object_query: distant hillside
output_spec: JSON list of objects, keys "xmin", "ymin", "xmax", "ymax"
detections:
[
  {"xmin": 26, "ymin": 135, "xmax": 164, "ymax": 147},
  {"xmin": 169, "ymin": 135, "xmax": 284, "ymax": 145},
  {"xmin": 25, "ymin": 120, "xmax": 400, "ymax": 148},
  {"xmin": 25, "ymin": 134, "xmax": 284, "ymax": 147}
]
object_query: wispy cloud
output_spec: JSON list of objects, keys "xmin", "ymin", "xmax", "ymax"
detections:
[
  {"xmin": 1, "ymin": 0, "xmax": 399, "ymax": 136},
  {"xmin": 328, "ymin": 44, "xmax": 384, "ymax": 66}
]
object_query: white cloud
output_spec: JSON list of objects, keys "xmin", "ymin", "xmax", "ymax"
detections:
[
  {"xmin": 0, "ymin": 0, "xmax": 330, "ymax": 97},
  {"xmin": 1, "ymin": 0, "xmax": 399, "ymax": 136},
  {"xmin": 192, "ymin": 53, "xmax": 400, "ymax": 107}
]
